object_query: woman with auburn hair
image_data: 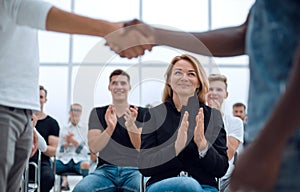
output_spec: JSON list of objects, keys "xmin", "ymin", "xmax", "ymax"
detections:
[{"xmin": 139, "ymin": 54, "xmax": 228, "ymax": 192}]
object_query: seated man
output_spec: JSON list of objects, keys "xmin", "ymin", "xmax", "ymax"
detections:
[
  {"xmin": 73, "ymin": 69, "xmax": 149, "ymax": 192},
  {"xmin": 29, "ymin": 85, "xmax": 60, "ymax": 192},
  {"xmin": 207, "ymin": 74, "xmax": 244, "ymax": 192},
  {"xmin": 56, "ymin": 103, "xmax": 90, "ymax": 191}
]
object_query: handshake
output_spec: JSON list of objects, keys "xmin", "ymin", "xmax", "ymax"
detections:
[{"xmin": 104, "ymin": 19, "xmax": 156, "ymax": 59}]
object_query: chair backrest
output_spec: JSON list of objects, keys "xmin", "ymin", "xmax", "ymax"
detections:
[{"xmin": 53, "ymin": 156, "xmax": 83, "ymax": 192}]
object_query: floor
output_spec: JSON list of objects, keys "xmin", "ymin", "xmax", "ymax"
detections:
[
  {"xmin": 51, "ymin": 175, "xmax": 82, "ymax": 192},
  {"xmin": 51, "ymin": 162, "xmax": 97, "ymax": 192}
]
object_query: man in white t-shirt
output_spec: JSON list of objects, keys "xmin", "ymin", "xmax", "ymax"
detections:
[{"xmin": 207, "ymin": 74, "xmax": 244, "ymax": 192}]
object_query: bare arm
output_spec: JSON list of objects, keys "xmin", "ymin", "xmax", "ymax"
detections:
[
  {"xmin": 88, "ymin": 105, "xmax": 118, "ymax": 154},
  {"xmin": 124, "ymin": 107, "xmax": 142, "ymax": 151},
  {"xmin": 88, "ymin": 128, "xmax": 114, "ymax": 154},
  {"xmin": 154, "ymin": 13, "xmax": 250, "ymax": 57},
  {"xmin": 127, "ymin": 127, "xmax": 142, "ymax": 151},
  {"xmin": 43, "ymin": 135, "xmax": 58, "ymax": 157},
  {"xmin": 227, "ymin": 136, "xmax": 240, "ymax": 160},
  {"xmin": 2, "ymin": 1, "xmax": 120, "ymax": 35},
  {"xmin": 45, "ymin": 7, "xmax": 122, "ymax": 37}
]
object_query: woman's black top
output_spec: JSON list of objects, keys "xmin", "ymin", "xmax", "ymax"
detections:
[{"xmin": 139, "ymin": 97, "xmax": 228, "ymax": 188}]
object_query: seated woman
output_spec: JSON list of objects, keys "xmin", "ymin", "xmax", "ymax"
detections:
[
  {"xmin": 139, "ymin": 54, "xmax": 228, "ymax": 192},
  {"xmin": 56, "ymin": 103, "xmax": 90, "ymax": 190}
]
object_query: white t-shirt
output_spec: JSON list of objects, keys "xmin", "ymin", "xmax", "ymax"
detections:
[
  {"xmin": 56, "ymin": 122, "xmax": 90, "ymax": 164},
  {"xmin": 0, "ymin": 0, "xmax": 52, "ymax": 110},
  {"xmin": 222, "ymin": 114, "xmax": 244, "ymax": 180}
]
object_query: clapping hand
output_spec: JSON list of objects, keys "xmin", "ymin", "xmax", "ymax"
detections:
[
  {"xmin": 207, "ymin": 92, "xmax": 221, "ymax": 111},
  {"xmin": 175, "ymin": 111, "xmax": 189, "ymax": 155},
  {"xmin": 105, "ymin": 105, "xmax": 117, "ymax": 134},
  {"xmin": 124, "ymin": 106, "xmax": 139, "ymax": 133},
  {"xmin": 193, "ymin": 108, "xmax": 208, "ymax": 151}
]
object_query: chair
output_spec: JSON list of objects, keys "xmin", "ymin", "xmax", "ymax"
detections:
[
  {"xmin": 140, "ymin": 175, "xmax": 150, "ymax": 192},
  {"xmin": 140, "ymin": 175, "xmax": 145, "ymax": 192},
  {"xmin": 21, "ymin": 151, "xmax": 41, "ymax": 192},
  {"xmin": 53, "ymin": 156, "xmax": 83, "ymax": 192},
  {"xmin": 54, "ymin": 171, "xmax": 83, "ymax": 192}
]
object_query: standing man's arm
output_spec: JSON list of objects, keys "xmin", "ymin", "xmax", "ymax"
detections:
[
  {"xmin": 230, "ymin": 40, "xmax": 300, "ymax": 192},
  {"xmin": 1, "ymin": 0, "xmax": 149, "ymax": 58},
  {"xmin": 2, "ymin": 0, "xmax": 120, "ymax": 36},
  {"xmin": 45, "ymin": 7, "xmax": 121, "ymax": 37}
]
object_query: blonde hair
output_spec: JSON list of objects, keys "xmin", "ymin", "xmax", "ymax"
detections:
[
  {"xmin": 162, "ymin": 54, "xmax": 209, "ymax": 104},
  {"xmin": 208, "ymin": 74, "xmax": 228, "ymax": 90}
]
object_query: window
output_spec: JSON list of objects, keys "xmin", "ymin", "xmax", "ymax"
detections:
[{"xmin": 39, "ymin": 0, "xmax": 254, "ymax": 125}]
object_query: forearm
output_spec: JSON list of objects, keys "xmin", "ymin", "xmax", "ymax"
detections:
[
  {"xmin": 227, "ymin": 137, "xmax": 240, "ymax": 160},
  {"xmin": 46, "ymin": 135, "xmax": 58, "ymax": 156},
  {"xmin": 154, "ymin": 26, "xmax": 246, "ymax": 57},
  {"xmin": 45, "ymin": 7, "xmax": 121, "ymax": 37},
  {"xmin": 127, "ymin": 127, "xmax": 142, "ymax": 151},
  {"xmin": 88, "ymin": 128, "xmax": 113, "ymax": 154},
  {"xmin": 43, "ymin": 145, "xmax": 56, "ymax": 157},
  {"xmin": 227, "ymin": 147, "xmax": 235, "ymax": 161}
]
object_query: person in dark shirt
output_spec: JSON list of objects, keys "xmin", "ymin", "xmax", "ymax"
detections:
[
  {"xmin": 139, "ymin": 54, "xmax": 228, "ymax": 192},
  {"xmin": 73, "ymin": 69, "xmax": 149, "ymax": 192},
  {"xmin": 29, "ymin": 85, "xmax": 60, "ymax": 192}
]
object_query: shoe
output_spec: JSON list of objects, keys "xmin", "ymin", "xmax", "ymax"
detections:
[{"xmin": 60, "ymin": 182, "xmax": 70, "ymax": 191}]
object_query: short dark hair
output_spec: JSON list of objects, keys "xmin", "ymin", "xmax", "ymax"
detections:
[
  {"xmin": 109, "ymin": 69, "xmax": 130, "ymax": 83},
  {"xmin": 233, "ymin": 102, "xmax": 246, "ymax": 110},
  {"xmin": 40, "ymin": 85, "xmax": 47, "ymax": 98}
]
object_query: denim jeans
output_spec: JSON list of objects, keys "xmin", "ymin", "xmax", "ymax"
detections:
[
  {"xmin": 146, "ymin": 177, "xmax": 218, "ymax": 192},
  {"xmin": 56, "ymin": 159, "xmax": 82, "ymax": 175},
  {"xmin": 73, "ymin": 164, "xmax": 140, "ymax": 192}
]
